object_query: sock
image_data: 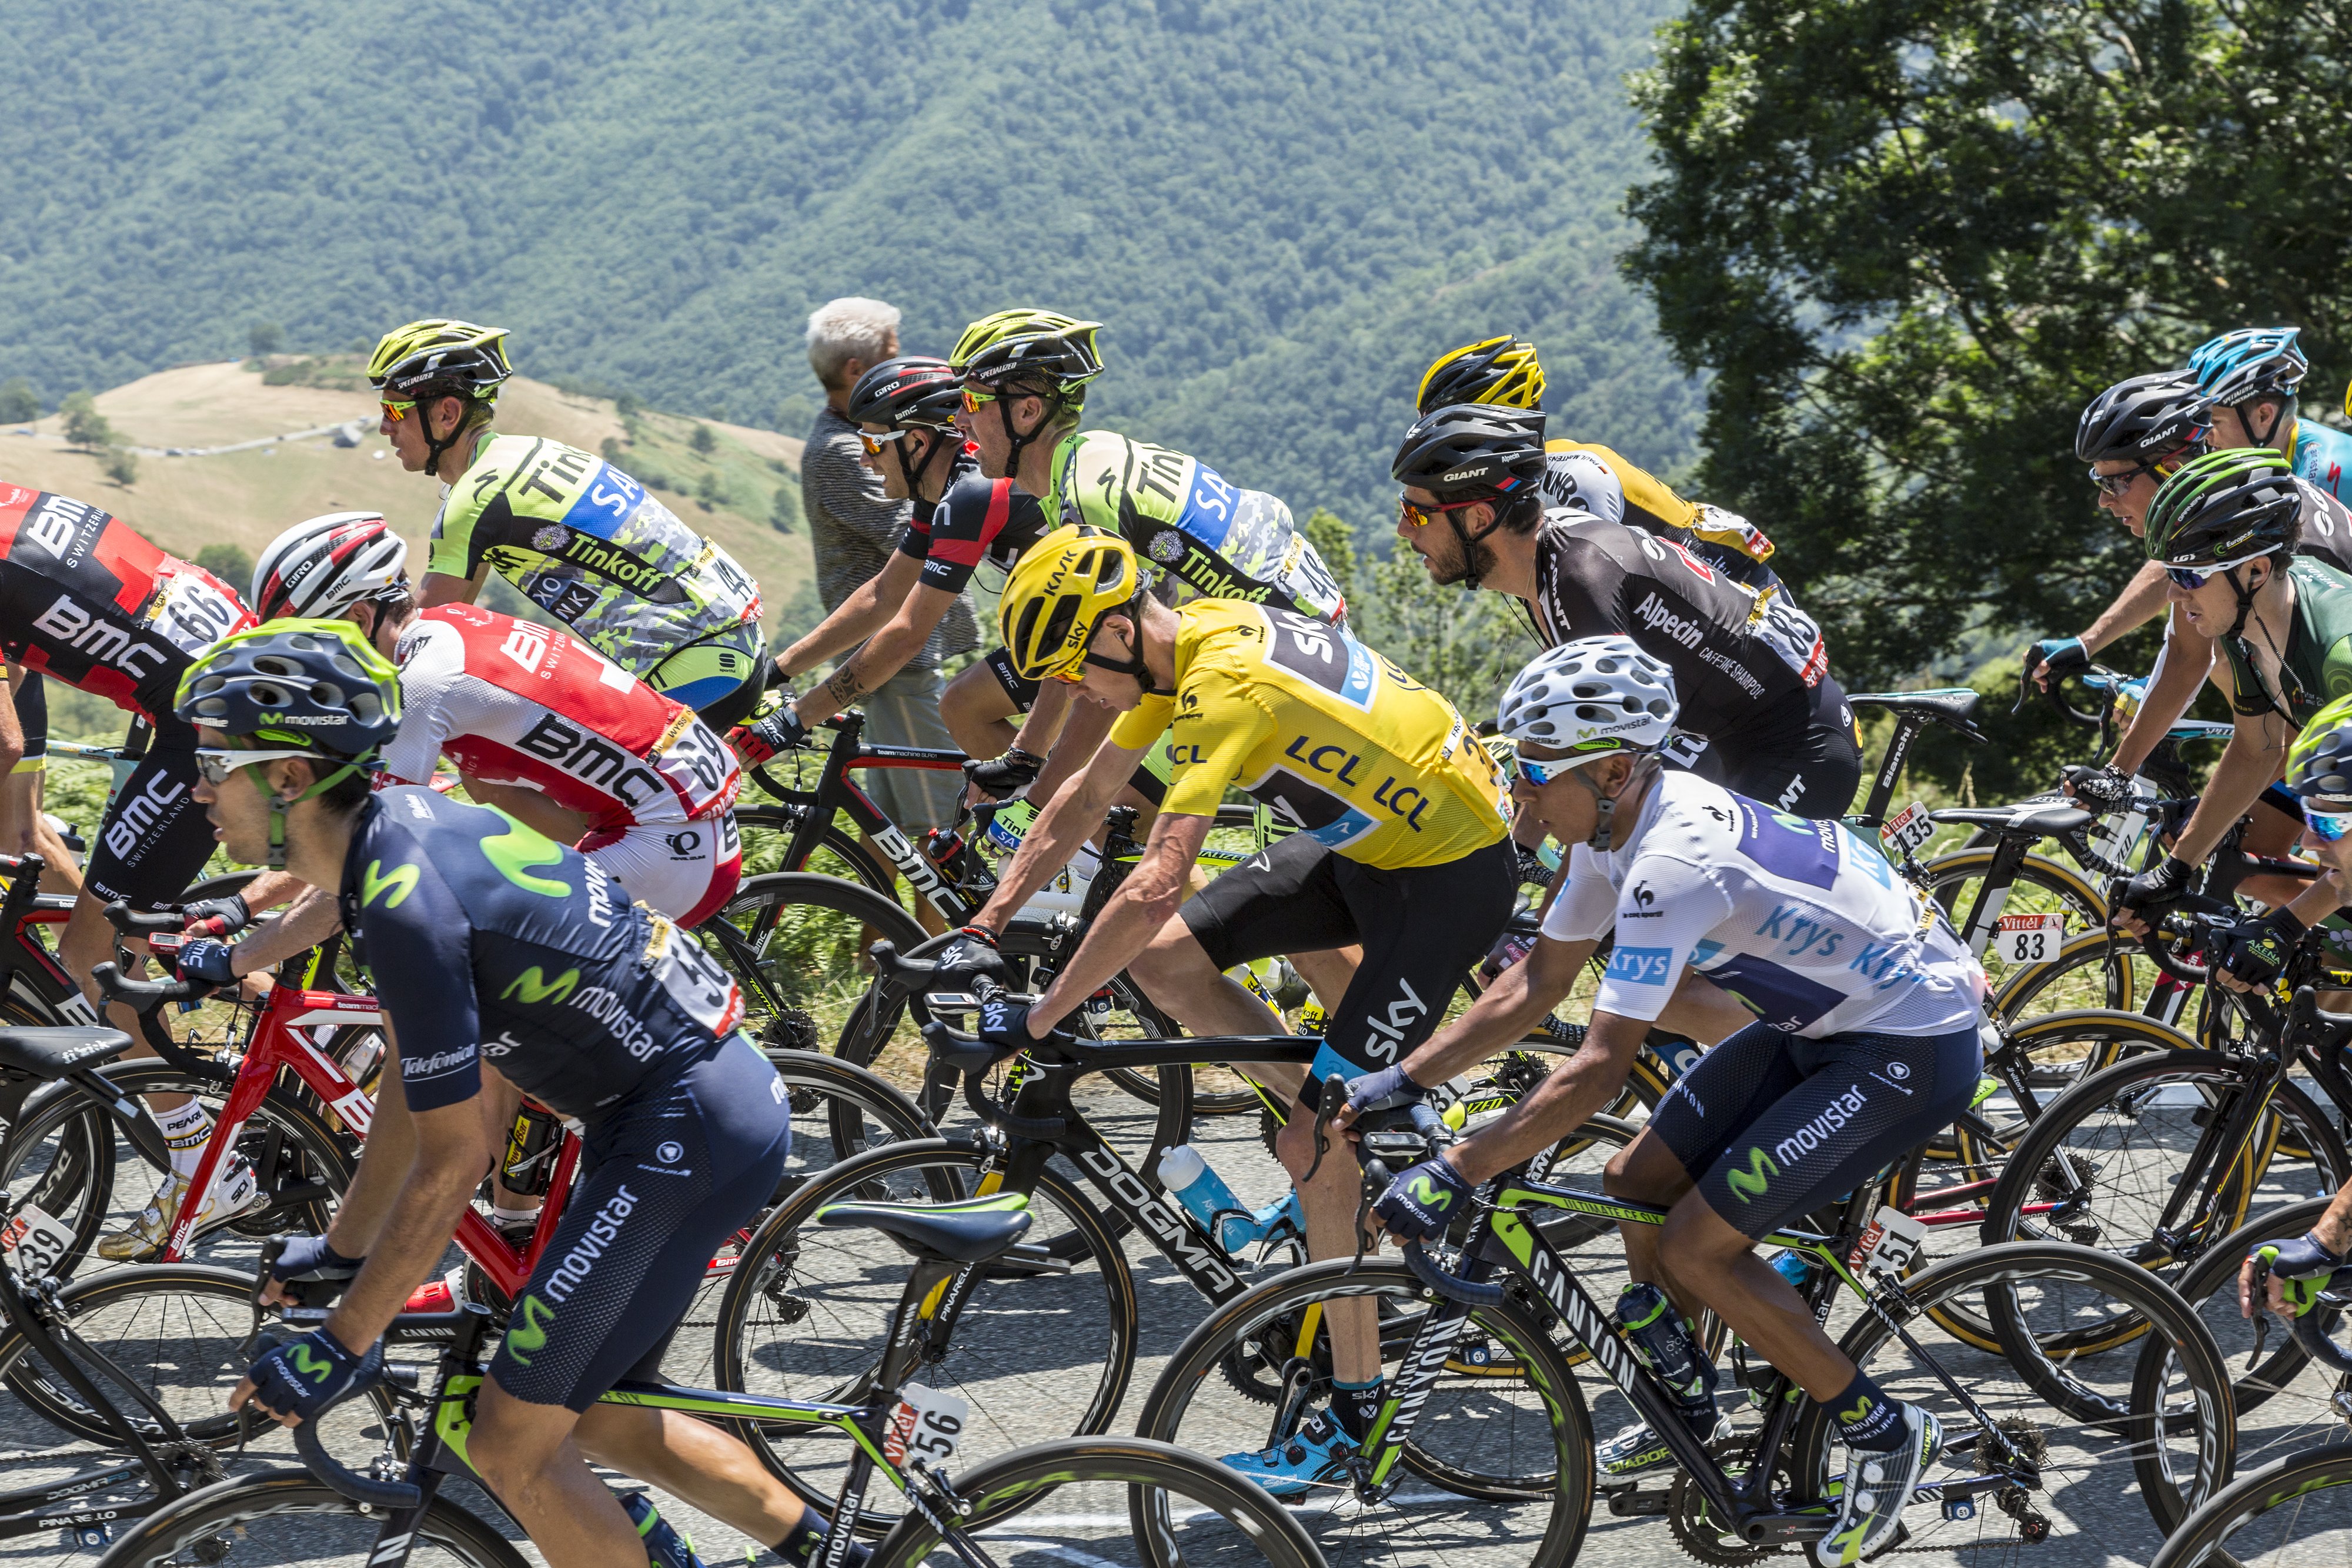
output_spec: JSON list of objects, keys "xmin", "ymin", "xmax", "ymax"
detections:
[
  {"xmin": 489, "ymin": 1205, "xmax": 540, "ymax": 1228},
  {"xmin": 777, "ymin": 1506, "xmax": 868, "ymax": 1567},
  {"xmin": 156, "ymin": 1102, "xmax": 212, "ymax": 1178},
  {"xmin": 1331, "ymin": 1375, "xmax": 1383, "ymax": 1442},
  {"xmin": 1828, "ymin": 1368, "xmax": 1906, "ymax": 1453}
]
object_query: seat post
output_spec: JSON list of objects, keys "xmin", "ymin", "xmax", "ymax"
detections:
[{"xmin": 1857, "ymin": 715, "xmax": 1928, "ymax": 828}]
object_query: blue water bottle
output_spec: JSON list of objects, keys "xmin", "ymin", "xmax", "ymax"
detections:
[
  {"xmin": 1156, "ymin": 1145, "xmax": 1247, "ymax": 1246},
  {"xmin": 1615, "ymin": 1282, "xmax": 1720, "ymax": 1437}
]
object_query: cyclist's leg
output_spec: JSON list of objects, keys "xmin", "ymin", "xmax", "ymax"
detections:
[
  {"xmin": 579, "ymin": 814, "xmax": 743, "ymax": 927},
  {"xmin": 1695, "ymin": 679, "xmax": 1865, "ymax": 821},
  {"xmin": 1132, "ymin": 831, "xmax": 1361, "ymax": 1044},
  {"xmin": 942, "ymin": 650, "xmax": 1031, "ymax": 760},
  {"xmin": 645, "ymin": 627, "xmax": 767, "ymax": 732},
  {"xmin": 62, "ymin": 731, "xmax": 213, "ymax": 1064}
]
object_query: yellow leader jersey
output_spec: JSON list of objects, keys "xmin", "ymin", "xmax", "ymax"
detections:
[{"xmin": 1109, "ymin": 600, "xmax": 1509, "ymax": 870}]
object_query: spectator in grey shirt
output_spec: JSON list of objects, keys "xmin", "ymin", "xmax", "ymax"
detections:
[{"xmin": 797, "ymin": 297, "xmax": 975, "ymax": 899}]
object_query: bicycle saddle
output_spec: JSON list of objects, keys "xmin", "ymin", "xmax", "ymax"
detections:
[
  {"xmin": 1845, "ymin": 688, "xmax": 1984, "ymax": 731},
  {"xmin": 814, "ymin": 1193, "xmax": 1035, "ymax": 1265},
  {"xmin": 1930, "ymin": 803, "xmax": 2093, "ymax": 837},
  {"xmin": 0, "ymin": 1027, "xmax": 132, "ymax": 1079}
]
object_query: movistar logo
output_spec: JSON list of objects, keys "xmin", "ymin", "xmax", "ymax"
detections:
[
  {"xmin": 1409, "ymin": 1176, "xmax": 1454, "ymax": 1212},
  {"xmin": 502, "ymin": 967, "xmax": 579, "ymax": 1005},
  {"xmin": 506, "ymin": 1295, "xmax": 556, "ymax": 1367},
  {"xmin": 480, "ymin": 818, "xmax": 571, "ymax": 897},
  {"xmin": 290, "ymin": 1343, "xmax": 336, "ymax": 1384},
  {"xmin": 361, "ymin": 859, "xmax": 419, "ymax": 910},
  {"xmin": 1839, "ymin": 1393, "xmax": 1873, "ymax": 1426},
  {"xmin": 1726, "ymin": 1146, "xmax": 1778, "ymax": 1203}
]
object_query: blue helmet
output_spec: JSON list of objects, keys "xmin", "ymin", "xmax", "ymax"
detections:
[{"xmin": 2187, "ymin": 327, "xmax": 2308, "ymax": 408}]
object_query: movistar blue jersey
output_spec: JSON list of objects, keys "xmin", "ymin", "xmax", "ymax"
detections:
[
  {"xmin": 339, "ymin": 788, "xmax": 744, "ymax": 1119},
  {"xmin": 2290, "ymin": 420, "xmax": 2352, "ymax": 503}
]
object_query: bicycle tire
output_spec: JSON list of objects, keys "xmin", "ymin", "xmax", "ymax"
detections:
[
  {"xmin": 2170, "ymin": 1196, "xmax": 2339, "ymax": 1429},
  {"xmin": 1131, "ymin": 1254, "xmax": 1592, "ymax": 1563},
  {"xmin": 93, "ymin": 1469, "xmax": 530, "ymax": 1567},
  {"xmin": 1790, "ymin": 1240, "xmax": 2233, "ymax": 1539},
  {"xmin": 701, "ymin": 871, "xmax": 928, "ymax": 1058},
  {"xmin": 712, "ymin": 1135, "xmax": 1138, "ymax": 1534},
  {"xmin": 2149, "ymin": 1437, "xmax": 2352, "ymax": 1568},
  {"xmin": 864, "ymin": 1436, "xmax": 1325, "ymax": 1568},
  {"xmin": 761, "ymin": 1044, "xmax": 934, "ymax": 1172}
]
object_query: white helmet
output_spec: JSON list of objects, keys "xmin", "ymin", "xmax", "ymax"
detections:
[
  {"xmin": 252, "ymin": 513, "xmax": 409, "ymax": 623},
  {"xmin": 1497, "ymin": 636, "xmax": 1678, "ymax": 760}
]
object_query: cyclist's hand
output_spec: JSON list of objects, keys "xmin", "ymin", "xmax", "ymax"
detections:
[
  {"xmin": 2061, "ymin": 763, "xmax": 2134, "ymax": 811},
  {"xmin": 1510, "ymin": 842, "xmax": 1556, "ymax": 889},
  {"xmin": 235, "ymin": 1326, "xmax": 373, "ymax": 1427},
  {"xmin": 262, "ymin": 1233, "xmax": 363, "ymax": 1309},
  {"xmin": 1372, "ymin": 1154, "xmax": 1471, "ymax": 1244},
  {"xmin": 964, "ymin": 747, "xmax": 1045, "ymax": 803},
  {"xmin": 727, "ymin": 707, "xmax": 808, "ymax": 767},
  {"xmin": 2218, "ymin": 908, "xmax": 2306, "ymax": 993},
  {"xmin": 975, "ymin": 998, "xmax": 1075, "ymax": 1052},
  {"xmin": 180, "ymin": 892, "xmax": 252, "ymax": 937},
  {"xmin": 933, "ymin": 927, "xmax": 1011, "ymax": 993},
  {"xmin": 2023, "ymin": 635, "xmax": 2090, "ymax": 692},
  {"xmin": 2241, "ymin": 1231, "xmax": 2347, "ymax": 1320},
  {"xmin": 175, "ymin": 938, "xmax": 239, "ymax": 987},
  {"xmin": 1332, "ymin": 1064, "xmax": 1425, "ymax": 1136},
  {"xmin": 2112, "ymin": 855, "xmax": 2196, "ymax": 925}
]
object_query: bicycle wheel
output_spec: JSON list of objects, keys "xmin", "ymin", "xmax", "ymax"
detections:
[
  {"xmin": 700, "ymin": 871, "xmax": 927, "ymax": 1063},
  {"xmin": 713, "ymin": 1137, "xmax": 1137, "ymax": 1534},
  {"xmin": 2150, "ymin": 1438, "xmax": 2352, "ymax": 1568},
  {"xmin": 2170, "ymin": 1199, "xmax": 2350, "ymax": 1473},
  {"xmin": 865, "ymin": 1436, "xmax": 1324, "ymax": 1568},
  {"xmin": 1915, "ymin": 848, "xmax": 2106, "ymax": 1002},
  {"xmin": 93, "ymin": 1469, "xmax": 529, "ymax": 1567},
  {"xmin": 764, "ymin": 1045, "xmax": 935, "ymax": 1176},
  {"xmin": 1992, "ymin": 927, "xmax": 2189, "ymax": 1025},
  {"xmin": 0, "ymin": 1064, "xmax": 355, "ymax": 1278},
  {"xmin": 1132, "ymin": 1255, "xmax": 1591, "ymax": 1566},
  {"xmin": 1789, "ymin": 1241, "xmax": 2233, "ymax": 1545},
  {"xmin": 733, "ymin": 801, "xmax": 899, "ymax": 894}
]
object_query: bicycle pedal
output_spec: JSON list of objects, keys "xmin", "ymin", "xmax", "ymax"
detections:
[{"xmin": 1605, "ymin": 1487, "xmax": 1671, "ymax": 1516}]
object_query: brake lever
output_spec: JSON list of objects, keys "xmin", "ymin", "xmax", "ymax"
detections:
[
  {"xmin": 1299, "ymin": 1073, "xmax": 1349, "ymax": 1186},
  {"xmin": 2248, "ymin": 1248, "xmax": 2277, "ymax": 1371}
]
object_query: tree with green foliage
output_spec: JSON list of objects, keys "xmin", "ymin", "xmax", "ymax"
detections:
[
  {"xmin": 248, "ymin": 320, "xmax": 283, "ymax": 357},
  {"xmin": 193, "ymin": 542, "xmax": 254, "ymax": 590},
  {"xmin": 694, "ymin": 471, "xmax": 724, "ymax": 511},
  {"xmin": 772, "ymin": 484, "xmax": 802, "ymax": 535},
  {"xmin": 1625, "ymin": 0, "xmax": 2352, "ymax": 690},
  {"xmin": 690, "ymin": 422, "xmax": 716, "ymax": 456},
  {"xmin": 0, "ymin": 378, "xmax": 36, "ymax": 423},
  {"xmin": 101, "ymin": 447, "xmax": 138, "ymax": 488},
  {"xmin": 59, "ymin": 391, "xmax": 111, "ymax": 450}
]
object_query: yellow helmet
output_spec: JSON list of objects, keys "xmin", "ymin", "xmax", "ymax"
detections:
[
  {"xmin": 367, "ymin": 319, "xmax": 514, "ymax": 401},
  {"xmin": 998, "ymin": 525, "xmax": 1142, "ymax": 683},
  {"xmin": 1417, "ymin": 335, "xmax": 1545, "ymax": 414}
]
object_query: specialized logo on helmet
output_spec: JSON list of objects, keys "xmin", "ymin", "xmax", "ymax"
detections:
[{"xmin": 533, "ymin": 526, "xmax": 570, "ymax": 553}]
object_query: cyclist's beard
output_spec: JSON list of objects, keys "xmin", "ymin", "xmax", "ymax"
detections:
[{"xmin": 1428, "ymin": 527, "xmax": 1494, "ymax": 588}]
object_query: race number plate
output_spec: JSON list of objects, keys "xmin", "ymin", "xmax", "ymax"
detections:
[
  {"xmin": 1879, "ymin": 802, "xmax": 1935, "ymax": 857},
  {"xmin": 1, "ymin": 1202, "xmax": 76, "ymax": 1279},
  {"xmin": 1992, "ymin": 912, "xmax": 2066, "ymax": 965},
  {"xmin": 1849, "ymin": 1206, "xmax": 1929, "ymax": 1276},
  {"xmin": 883, "ymin": 1383, "xmax": 970, "ymax": 1469}
]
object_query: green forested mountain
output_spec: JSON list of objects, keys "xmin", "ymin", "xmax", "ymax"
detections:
[{"xmin": 0, "ymin": 0, "xmax": 1691, "ymax": 541}]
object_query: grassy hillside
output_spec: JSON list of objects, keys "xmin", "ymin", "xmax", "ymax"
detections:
[{"xmin": 0, "ymin": 0, "xmax": 1693, "ymax": 546}]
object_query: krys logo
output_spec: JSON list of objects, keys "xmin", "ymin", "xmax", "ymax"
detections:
[{"xmin": 1603, "ymin": 945, "xmax": 1674, "ymax": 987}]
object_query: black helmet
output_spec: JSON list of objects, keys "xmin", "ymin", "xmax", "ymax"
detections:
[
  {"xmin": 2143, "ymin": 449, "xmax": 2304, "ymax": 567},
  {"xmin": 846, "ymin": 356, "xmax": 963, "ymax": 432},
  {"xmin": 1392, "ymin": 404, "xmax": 1548, "ymax": 500},
  {"xmin": 2076, "ymin": 373, "xmax": 2209, "ymax": 465}
]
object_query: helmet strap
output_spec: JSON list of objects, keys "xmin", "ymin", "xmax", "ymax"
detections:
[
  {"xmin": 2249, "ymin": 397, "xmax": 2287, "ymax": 451},
  {"xmin": 1446, "ymin": 501, "xmax": 1508, "ymax": 591},
  {"xmin": 1572, "ymin": 754, "xmax": 1656, "ymax": 852},
  {"xmin": 422, "ymin": 396, "xmax": 475, "ymax": 481},
  {"xmin": 997, "ymin": 386, "xmax": 1063, "ymax": 480},
  {"xmin": 247, "ymin": 758, "xmax": 366, "ymax": 871},
  {"xmin": 1081, "ymin": 604, "xmax": 1158, "ymax": 695}
]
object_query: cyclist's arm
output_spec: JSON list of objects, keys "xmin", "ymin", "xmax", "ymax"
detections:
[
  {"xmin": 2110, "ymin": 609, "xmax": 2217, "ymax": 777},
  {"xmin": 0, "ymin": 673, "xmax": 25, "ymax": 854},
  {"xmin": 325, "ymin": 1085, "xmax": 497, "ymax": 1356},
  {"xmin": 970, "ymin": 728, "xmax": 1148, "ymax": 935},
  {"xmin": 1393, "ymin": 935, "xmax": 1597, "ymax": 1091},
  {"xmin": 208, "ymin": 880, "xmax": 342, "ymax": 978},
  {"xmin": 1028, "ymin": 809, "xmax": 1214, "ymax": 1033},
  {"xmin": 2076, "ymin": 561, "xmax": 2173, "ymax": 658},
  {"xmin": 776, "ymin": 552, "xmax": 924, "ymax": 687},
  {"xmin": 417, "ymin": 569, "xmax": 486, "ymax": 609},
  {"xmin": 1023, "ymin": 690, "xmax": 1115, "ymax": 808},
  {"xmin": 1445, "ymin": 1008, "xmax": 1650, "ymax": 1183},
  {"xmin": 2171, "ymin": 710, "xmax": 2293, "ymax": 866},
  {"xmin": 793, "ymin": 575, "xmax": 957, "ymax": 728}
]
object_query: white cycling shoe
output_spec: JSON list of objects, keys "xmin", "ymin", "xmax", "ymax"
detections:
[
  {"xmin": 98, "ymin": 1155, "xmax": 260, "ymax": 1262},
  {"xmin": 1815, "ymin": 1403, "xmax": 1942, "ymax": 1566}
]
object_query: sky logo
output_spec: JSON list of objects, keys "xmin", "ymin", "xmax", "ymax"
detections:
[{"xmin": 1605, "ymin": 945, "xmax": 1675, "ymax": 986}]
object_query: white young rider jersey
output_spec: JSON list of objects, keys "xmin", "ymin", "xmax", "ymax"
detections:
[
  {"xmin": 382, "ymin": 604, "xmax": 741, "ymax": 833},
  {"xmin": 1542, "ymin": 771, "xmax": 1983, "ymax": 1037}
]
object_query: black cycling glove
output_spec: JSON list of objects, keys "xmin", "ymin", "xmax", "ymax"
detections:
[
  {"xmin": 2220, "ymin": 907, "xmax": 2307, "ymax": 989},
  {"xmin": 2062, "ymin": 764, "xmax": 2134, "ymax": 811},
  {"xmin": 268, "ymin": 1233, "xmax": 365, "ymax": 1306},
  {"xmin": 2114, "ymin": 854, "xmax": 2197, "ymax": 920},
  {"xmin": 180, "ymin": 892, "xmax": 252, "ymax": 937},
  {"xmin": 965, "ymin": 747, "xmax": 1045, "ymax": 800},
  {"xmin": 933, "ymin": 927, "xmax": 1012, "ymax": 993}
]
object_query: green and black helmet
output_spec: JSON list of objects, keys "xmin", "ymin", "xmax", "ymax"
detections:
[
  {"xmin": 948, "ymin": 309, "xmax": 1105, "ymax": 396},
  {"xmin": 2287, "ymin": 693, "xmax": 2352, "ymax": 800},
  {"xmin": 2143, "ymin": 448, "xmax": 2303, "ymax": 568}
]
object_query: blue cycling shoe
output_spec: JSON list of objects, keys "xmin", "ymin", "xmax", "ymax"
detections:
[{"xmin": 1218, "ymin": 1409, "xmax": 1355, "ymax": 1499}]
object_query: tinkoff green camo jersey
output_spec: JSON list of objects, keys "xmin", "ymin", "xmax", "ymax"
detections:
[{"xmin": 428, "ymin": 435, "xmax": 761, "ymax": 678}]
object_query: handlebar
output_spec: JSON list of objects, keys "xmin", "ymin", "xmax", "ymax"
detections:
[
  {"xmin": 870, "ymin": 941, "xmax": 1071, "ymax": 1141},
  {"xmin": 2247, "ymin": 1246, "xmax": 2352, "ymax": 1378},
  {"xmin": 1401, "ymin": 1239, "xmax": 1508, "ymax": 1309},
  {"xmin": 88, "ymin": 960, "xmax": 203, "ymax": 1014},
  {"xmin": 293, "ymin": 1395, "xmax": 421, "ymax": 1509},
  {"xmin": 102, "ymin": 901, "xmax": 183, "ymax": 937}
]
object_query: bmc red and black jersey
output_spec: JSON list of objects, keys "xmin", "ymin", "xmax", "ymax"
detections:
[
  {"xmin": 0, "ymin": 486, "xmax": 254, "ymax": 725},
  {"xmin": 894, "ymin": 460, "xmax": 1051, "ymax": 596},
  {"xmin": 1531, "ymin": 510, "xmax": 1832, "ymax": 743}
]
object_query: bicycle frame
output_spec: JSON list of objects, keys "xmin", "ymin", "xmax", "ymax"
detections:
[
  {"xmin": 743, "ymin": 712, "xmax": 975, "ymax": 927},
  {"xmin": 0, "ymin": 853, "xmax": 93, "ymax": 1028}
]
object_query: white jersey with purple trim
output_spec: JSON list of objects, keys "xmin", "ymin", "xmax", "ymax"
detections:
[{"xmin": 1541, "ymin": 771, "xmax": 1982, "ymax": 1036}]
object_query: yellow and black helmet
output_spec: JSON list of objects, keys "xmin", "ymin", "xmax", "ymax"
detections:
[
  {"xmin": 1417, "ymin": 336, "xmax": 1545, "ymax": 414},
  {"xmin": 950, "ymin": 309, "xmax": 1105, "ymax": 394},
  {"xmin": 367, "ymin": 319, "xmax": 514, "ymax": 401},
  {"xmin": 998, "ymin": 525, "xmax": 1141, "ymax": 683}
]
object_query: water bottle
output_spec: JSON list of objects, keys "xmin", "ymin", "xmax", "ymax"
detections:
[
  {"xmin": 620, "ymin": 1490, "xmax": 704, "ymax": 1568},
  {"xmin": 983, "ymin": 798, "xmax": 1038, "ymax": 854},
  {"xmin": 1765, "ymin": 1248, "xmax": 1815, "ymax": 1291},
  {"xmin": 1615, "ymin": 1282, "xmax": 1719, "ymax": 1437},
  {"xmin": 1157, "ymin": 1145, "xmax": 1247, "ymax": 1248},
  {"xmin": 1018, "ymin": 842, "xmax": 1100, "ymax": 917}
]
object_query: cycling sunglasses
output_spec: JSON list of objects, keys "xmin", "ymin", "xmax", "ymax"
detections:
[
  {"xmin": 2165, "ymin": 549, "xmax": 2276, "ymax": 590},
  {"xmin": 1510, "ymin": 748, "xmax": 1601, "ymax": 787},
  {"xmin": 2088, "ymin": 460, "xmax": 2159, "ymax": 496},
  {"xmin": 857, "ymin": 429, "xmax": 911, "ymax": 456},
  {"xmin": 1397, "ymin": 493, "xmax": 1490, "ymax": 529},
  {"xmin": 2306, "ymin": 803, "xmax": 2352, "ymax": 843},
  {"xmin": 379, "ymin": 397, "xmax": 418, "ymax": 423},
  {"xmin": 194, "ymin": 747, "xmax": 321, "ymax": 787}
]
